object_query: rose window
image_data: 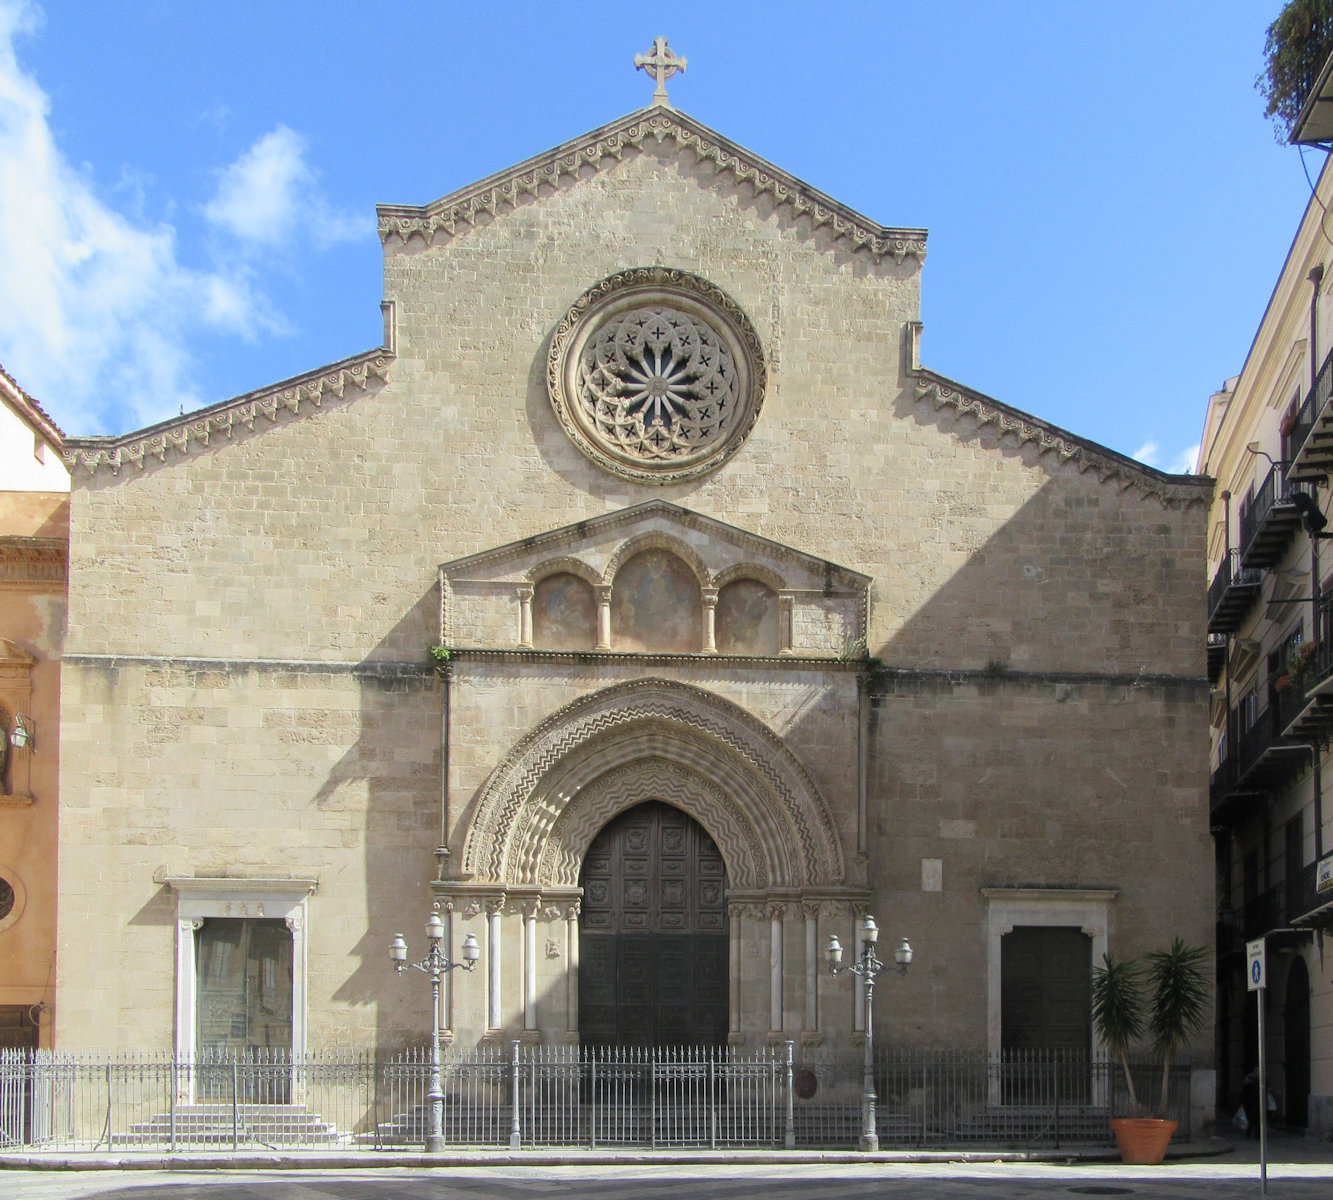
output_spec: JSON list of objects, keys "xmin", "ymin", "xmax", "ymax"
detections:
[
  {"xmin": 578, "ymin": 307, "xmax": 738, "ymax": 461},
  {"xmin": 549, "ymin": 269, "xmax": 766, "ymax": 484}
]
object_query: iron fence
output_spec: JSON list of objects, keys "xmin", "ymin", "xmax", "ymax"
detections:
[{"xmin": 0, "ymin": 1045, "xmax": 1190, "ymax": 1153}]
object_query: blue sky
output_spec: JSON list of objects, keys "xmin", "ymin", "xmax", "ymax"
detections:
[{"xmin": 0, "ymin": 1, "xmax": 1322, "ymax": 473}]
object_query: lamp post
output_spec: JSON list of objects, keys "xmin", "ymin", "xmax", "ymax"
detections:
[
  {"xmin": 826, "ymin": 915, "xmax": 911, "ymax": 1152},
  {"xmin": 390, "ymin": 911, "xmax": 480, "ymax": 1153}
]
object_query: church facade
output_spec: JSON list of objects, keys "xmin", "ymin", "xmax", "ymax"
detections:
[{"xmin": 55, "ymin": 75, "xmax": 1212, "ymax": 1090}]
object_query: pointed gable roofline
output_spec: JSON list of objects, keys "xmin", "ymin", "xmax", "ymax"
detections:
[
  {"xmin": 61, "ymin": 347, "xmax": 393, "ymax": 476},
  {"xmin": 1, "ymin": 362, "xmax": 64, "ymax": 455},
  {"xmin": 377, "ymin": 108, "xmax": 929, "ymax": 264},
  {"xmin": 912, "ymin": 366, "xmax": 1212, "ymax": 507}
]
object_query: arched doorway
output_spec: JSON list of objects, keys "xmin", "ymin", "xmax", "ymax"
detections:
[
  {"xmin": 1284, "ymin": 956, "xmax": 1310, "ymax": 1127},
  {"xmin": 578, "ymin": 801, "xmax": 728, "ymax": 1046}
]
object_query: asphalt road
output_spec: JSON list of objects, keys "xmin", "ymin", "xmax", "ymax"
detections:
[{"xmin": 3, "ymin": 1162, "xmax": 1333, "ymax": 1200}]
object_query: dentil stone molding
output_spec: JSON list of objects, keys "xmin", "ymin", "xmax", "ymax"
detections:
[
  {"xmin": 63, "ymin": 349, "xmax": 393, "ymax": 476},
  {"xmin": 377, "ymin": 109, "xmax": 928, "ymax": 264},
  {"xmin": 914, "ymin": 369, "xmax": 1211, "ymax": 508}
]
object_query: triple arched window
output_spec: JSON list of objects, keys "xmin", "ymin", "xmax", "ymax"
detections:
[{"xmin": 529, "ymin": 549, "xmax": 780, "ymax": 655}]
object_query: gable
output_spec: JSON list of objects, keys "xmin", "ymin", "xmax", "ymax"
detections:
[
  {"xmin": 440, "ymin": 501, "xmax": 869, "ymax": 658},
  {"xmin": 377, "ymin": 108, "xmax": 928, "ymax": 264}
]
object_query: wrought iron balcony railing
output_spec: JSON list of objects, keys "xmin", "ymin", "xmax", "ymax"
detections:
[
  {"xmin": 1207, "ymin": 549, "xmax": 1263, "ymax": 635},
  {"xmin": 1238, "ymin": 464, "xmax": 1312, "ymax": 570},
  {"xmin": 1287, "ymin": 346, "xmax": 1333, "ymax": 482}
]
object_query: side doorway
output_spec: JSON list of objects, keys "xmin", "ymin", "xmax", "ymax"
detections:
[{"xmin": 1000, "ymin": 925, "xmax": 1092, "ymax": 1103}]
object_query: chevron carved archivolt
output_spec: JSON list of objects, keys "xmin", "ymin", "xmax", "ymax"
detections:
[{"xmin": 460, "ymin": 678, "xmax": 843, "ymax": 890}]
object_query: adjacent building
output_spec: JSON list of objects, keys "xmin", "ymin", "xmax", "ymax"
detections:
[
  {"xmin": 0, "ymin": 365, "xmax": 68, "ymax": 1052},
  {"xmin": 1198, "ymin": 137, "xmax": 1333, "ymax": 1136}
]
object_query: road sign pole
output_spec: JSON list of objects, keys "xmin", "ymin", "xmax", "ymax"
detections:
[{"xmin": 1247, "ymin": 937, "xmax": 1268, "ymax": 1198}]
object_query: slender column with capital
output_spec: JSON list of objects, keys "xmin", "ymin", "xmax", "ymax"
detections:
[
  {"xmin": 441, "ymin": 902, "xmax": 455, "ymax": 1036},
  {"xmin": 701, "ymin": 587, "xmax": 718, "ymax": 653},
  {"xmin": 769, "ymin": 904, "xmax": 785, "ymax": 1034},
  {"xmin": 728, "ymin": 903, "xmax": 743, "ymax": 1039},
  {"xmin": 803, "ymin": 902, "xmax": 819, "ymax": 1034},
  {"xmin": 778, "ymin": 593, "xmax": 795, "ymax": 655},
  {"xmin": 595, "ymin": 586, "xmax": 613, "ymax": 651},
  {"xmin": 517, "ymin": 584, "xmax": 534, "ymax": 649},
  {"xmin": 487, "ymin": 898, "xmax": 505, "ymax": 1031},
  {"xmin": 565, "ymin": 902, "xmax": 580, "ymax": 1035},
  {"xmin": 523, "ymin": 902, "xmax": 538, "ymax": 1031}
]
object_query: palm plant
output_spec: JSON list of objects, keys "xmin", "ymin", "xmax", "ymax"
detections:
[
  {"xmin": 1091, "ymin": 953, "xmax": 1147, "ymax": 1116},
  {"xmin": 1145, "ymin": 938, "xmax": 1210, "ymax": 1119}
]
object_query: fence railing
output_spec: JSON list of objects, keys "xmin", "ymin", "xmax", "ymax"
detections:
[{"xmin": 0, "ymin": 1045, "xmax": 1190, "ymax": 1153}]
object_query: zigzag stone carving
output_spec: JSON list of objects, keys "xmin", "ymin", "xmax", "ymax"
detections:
[
  {"xmin": 378, "ymin": 111, "xmax": 927, "ymax": 264},
  {"xmin": 536, "ymin": 758, "xmax": 766, "ymax": 890},
  {"xmin": 62, "ymin": 350, "xmax": 393, "ymax": 476},
  {"xmin": 914, "ymin": 371, "xmax": 1211, "ymax": 508},
  {"xmin": 460, "ymin": 678, "xmax": 843, "ymax": 889}
]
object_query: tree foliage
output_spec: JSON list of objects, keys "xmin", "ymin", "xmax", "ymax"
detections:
[
  {"xmin": 1091, "ymin": 953, "xmax": 1147, "ymax": 1115},
  {"xmin": 1259, "ymin": 0, "xmax": 1333, "ymax": 141}
]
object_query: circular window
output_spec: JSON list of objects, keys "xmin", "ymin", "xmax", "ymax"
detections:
[
  {"xmin": 548, "ymin": 268, "xmax": 766, "ymax": 484},
  {"xmin": 0, "ymin": 871, "xmax": 21, "ymax": 933}
]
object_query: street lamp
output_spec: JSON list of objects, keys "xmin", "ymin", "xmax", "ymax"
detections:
[
  {"xmin": 826, "ymin": 915, "xmax": 912, "ymax": 1152},
  {"xmin": 390, "ymin": 910, "xmax": 480, "ymax": 1153}
]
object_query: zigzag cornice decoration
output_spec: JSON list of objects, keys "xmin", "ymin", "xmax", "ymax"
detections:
[
  {"xmin": 914, "ymin": 369, "xmax": 1213, "ymax": 507},
  {"xmin": 378, "ymin": 109, "xmax": 928, "ymax": 263},
  {"xmin": 62, "ymin": 348, "xmax": 394, "ymax": 476}
]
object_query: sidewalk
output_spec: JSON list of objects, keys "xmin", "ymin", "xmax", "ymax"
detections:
[
  {"xmin": 2, "ymin": 1126, "xmax": 1331, "ymax": 1174},
  {"xmin": 0, "ymin": 1136, "xmax": 1249, "ymax": 1172}
]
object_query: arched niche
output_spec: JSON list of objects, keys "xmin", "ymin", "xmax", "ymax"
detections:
[
  {"xmin": 611, "ymin": 548, "xmax": 701, "ymax": 653},
  {"xmin": 716, "ymin": 578, "xmax": 779, "ymax": 655},
  {"xmin": 532, "ymin": 572, "xmax": 597, "ymax": 651}
]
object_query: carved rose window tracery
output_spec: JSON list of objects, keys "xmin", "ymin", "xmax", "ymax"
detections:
[
  {"xmin": 549, "ymin": 269, "xmax": 766, "ymax": 484},
  {"xmin": 578, "ymin": 307, "xmax": 739, "ymax": 462}
]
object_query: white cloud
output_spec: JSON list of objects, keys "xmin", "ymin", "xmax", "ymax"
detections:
[
  {"xmin": 1131, "ymin": 440, "xmax": 1198, "ymax": 476},
  {"xmin": 205, "ymin": 125, "xmax": 365, "ymax": 250},
  {"xmin": 0, "ymin": 4, "xmax": 358, "ymax": 436},
  {"xmin": 1167, "ymin": 444, "xmax": 1200, "ymax": 475}
]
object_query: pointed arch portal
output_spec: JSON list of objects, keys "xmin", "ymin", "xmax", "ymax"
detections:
[{"xmin": 460, "ymin": 678, "xmax": 845, "ymax": 893}]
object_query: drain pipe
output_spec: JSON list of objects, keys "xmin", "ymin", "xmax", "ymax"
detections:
[{"xmin": 1311, "ymin": 265, "xmax": 1324, "ymax": 394}]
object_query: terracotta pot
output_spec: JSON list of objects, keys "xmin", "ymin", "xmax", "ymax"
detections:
[{"xmin": 1110, "ymin": 1117, "xmax": 1178, "ymax": 1165}]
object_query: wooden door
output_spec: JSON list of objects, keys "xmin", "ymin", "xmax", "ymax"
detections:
[
  {"xmin": 1001, "ymin": 925, "xmax": 1092, "ymax": 1103},
  {"xmin": 578, "ymin": 802, "xmax": 728, "ymax": 1046}
]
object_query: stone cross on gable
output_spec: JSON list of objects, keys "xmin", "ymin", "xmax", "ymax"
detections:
[{"xmin": 634, "ymin": 37, "xmax": 686, "ymax": 107}]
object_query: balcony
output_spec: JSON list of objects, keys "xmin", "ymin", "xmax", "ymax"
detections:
[
  {"xmin": 1206, "ymin": 550, "xmax": 1263, "ymax": 635},
  {"xmin": 1207, "ymin": 633, "xmax": 1227, "ymax": 684},
  {"xmin": 1238, "ymin": 464, "xmax": 1312, "ymax": 570},
  {"xmin": 1287, "ymin": 347, "xmax": 1333, "ymax": 482},
  {"xmin": 1289, "ymin": 855, "xmax": 1333, "ymax": 928},
  {"xmin": 1242, "ymin": 886, "xmax": 1286, "ymax": 941},
  {"xmin": 1209, "ymin": 706, "xmax": 1307, "ymax": 827},
  {"xmin": 1278, "ymin": 595, "xmax": 1333, "ymax": 740}
]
